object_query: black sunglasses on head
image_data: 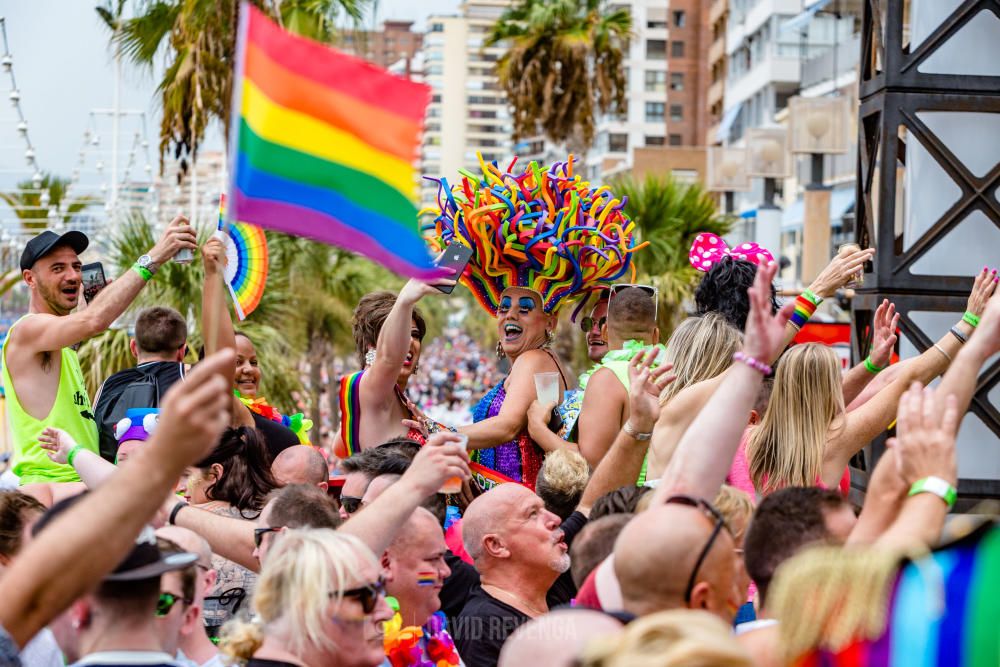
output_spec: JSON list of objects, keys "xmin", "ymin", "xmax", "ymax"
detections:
[
  {"xmin": 340, "ymin": 495, "xmax": 363, "ymax": 515},
  {"xmin": 664, "ymin": 494, "xmax": 731, "ymax": 603},
  {"xmin": 155, "ymin": 591, "xmax": 192, "ymax": 617},
  {"xmin": 253, "ymin": 526, "xmax": 281, "ymax": 549},
  {"xmin": 337, "ymin": 575, "xmax": 387, "ymax": 614}
]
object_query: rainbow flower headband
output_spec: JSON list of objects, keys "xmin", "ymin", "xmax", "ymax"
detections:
[{"xmin": 423, "ymin": 155, "xmax": 646, "ymax": 316}]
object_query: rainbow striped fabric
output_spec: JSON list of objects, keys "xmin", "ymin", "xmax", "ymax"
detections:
[
  {"xmin": 794, "ymin": 523, "xmax": 1000, "ymax": 666},
  {"xmin": 228, "ymin": 4, "xmax": 439, "ymax": 279},
  {"xmin": 337, "ymin": 371, "xmax": 364, "ymax": 458}
]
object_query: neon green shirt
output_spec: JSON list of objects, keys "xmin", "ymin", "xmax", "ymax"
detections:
[{"xmin": 2, "ymin": 317, "xmax": 98, "ymax": 483}]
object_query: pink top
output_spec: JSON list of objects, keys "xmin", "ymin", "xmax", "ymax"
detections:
[{"xmin": 726, "ymin": 429, "xmax": 851, "ymax": 498}]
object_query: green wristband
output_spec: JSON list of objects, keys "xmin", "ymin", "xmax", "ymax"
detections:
[
  {"xmin": 908, "ymin": 476, "xmax": 957, "ymax": 509},
  {"xmin": 863, "ymin": 356, "xmax": 886, "ymax": 374},
  {"xmin": 132, "ymin": 263, "xmax": 153, "ymax": 282},
  {"xmin": 962, "ymin": 311, "xmax": 980, "ymax": 328},
  {"xmin": 802, "ymin": 289, "xmax": 823, "ymax": 307},
  {"xmin": 67, "ymin": 444, "xmax": 83, "ymax": 467}
]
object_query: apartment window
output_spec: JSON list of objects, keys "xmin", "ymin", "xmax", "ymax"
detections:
[
  {"xmin": 609, "ymin": 133, "xmax": 629, "ymax": 153},
  {"xmin": 671, "ymin": 40, "xmax": 685, "ymax": 58},
  {"xmin": 669, "ymin": 134, "xmax": 683, "ymax": 146},
  {"xmin": 647, "ymin": 18, "xmax": 668, "ymax": 29},
  {"xmin": 645, "ymin": 135, "xmax": 666, "ymax": 146},
  {"xmin": 670, "ymin": 104, "xmax": 683, "ymax": 121},
  {"xmin": 670, "ymin": 73, "xmax": 684, "ymax": 91},
  {"xmin": 673, "ymin": 10, "xmax": 686, "ymax": 27},
  {"xmin": 644, "ymin": 70, "xmax": 667, "ymax": 92},
  {"xmin": 645, "ymin": 102, "xmax": 665, "ymax": 122},
  {"xmin": 430, "ymin": 22, "xmax": 443, "ymax": 32},
  {"xmin": 646, "ymin": 39, "xmax": 667, "ymax": 60}
]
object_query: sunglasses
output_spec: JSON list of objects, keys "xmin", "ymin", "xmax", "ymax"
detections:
[
  {"xmin": 155, "ymin": 591, "xmax": 192, "ymax": 617},
  {"xmin": 340, "ymin": 496, "xmax": 363, "ymax": 515},
  {"xmin": 580, "ymin": 315, "xmax": 608, "ymax": 334},
  {"xmin": 664, "ymin": 495, "xmax": 731, "ymax": 603},
  {"xmin": 609, "ymin": 283, "xmax": 659, "ymax": 322},
  {"xmin": 337, "ymin": 576, "xmax": 387, "ymax": 614},
  {"xmin": 253, "ymin": 526, "xmax": 282, "ymax": 549}
]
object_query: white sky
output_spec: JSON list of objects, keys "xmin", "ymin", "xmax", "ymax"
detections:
[{"xmin": 0, "ymin": 0, "xmax": 461, "ymax": 188}]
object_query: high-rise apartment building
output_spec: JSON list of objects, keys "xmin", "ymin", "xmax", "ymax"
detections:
[
  {"xmin": 664, "ymin": 0, "xmax": 708, "ymax": 148},
  {"xmin": 339, "ymin": 20, "xmax": 423, "ymax": 78},
  {"xmin": 420, "ymin": 1, "xmax": 514, "ymax": 207},
  {"xmin": 705, "ymin": 0, "xmax": 729, "ymax": 145}
]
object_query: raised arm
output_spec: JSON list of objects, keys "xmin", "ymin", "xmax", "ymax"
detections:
[
  {"xmin": 10, "ymin": 216, "xmax": 197, "ymax": 355},
  {"xmin": 338, "ymin": 432, "xmax": 469, "ymax": 555},
  {"xmin": 38, "ymin": 427, "xmax": 116, "ymax": 488},
  {"xmin": 578, "ymin": 350, "xmax": 675, "ymax": 515},
  {"xmin": 0, "ymin": 349, "xmax": 233, "ymax": 648},
  {"xmin": 841, "ymin": 299, "xmax": 899, "ymax": 405},
  {"xmin": 458, "ymin": 349, "xmax": 558, "ymax": 449},
  {"xmin": 822, "ymin": 271, "xmax": 997, "ymax": 485},
  {"xmin": 654, "ymin": 262, "xmax": 794, "ymax": 503},
  {"xmin": 168, "ymin": 501, "xmax": 258, "ymax": 572}
]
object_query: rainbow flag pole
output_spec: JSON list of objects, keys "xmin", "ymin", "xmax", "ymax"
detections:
[{"xmin": 227, "ymin": 3, "xmax": 443, "ymax": 279}]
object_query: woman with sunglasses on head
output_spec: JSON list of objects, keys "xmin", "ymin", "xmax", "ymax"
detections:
[
  {"xmin": 424, "ymin": 156, "xmax": 646, "ymax": 489},
  {"xmin": 179, "ymin": 426, "xmax": 278, "ymax": 635},
  {"xmin": 219, "ymin": 528, "xmax": 394, "ymax": 667}
]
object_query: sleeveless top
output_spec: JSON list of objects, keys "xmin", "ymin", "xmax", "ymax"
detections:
[
  {"xmin": 337, "ymin": 369, "xmax": 425, "ymax": 458},
  {"xmin": 1, "ymin": 316, "xmax": 98, "ymax": 483},
  {"xmin": 470, "ymin": 350, "xmax": 567, "ymax": 491}
]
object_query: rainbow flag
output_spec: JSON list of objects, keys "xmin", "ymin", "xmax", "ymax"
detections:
[{"xmin": 228, "ymin": 4, "xmax": 440, "ymax": 279}]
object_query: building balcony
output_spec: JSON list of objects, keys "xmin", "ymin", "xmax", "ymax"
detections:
[
  {"xmin": 709, "ymin": 38, "xmax": 726, "ymax": 66},
  {"xmin": 725, "ymin": 52, "xmax": 800, "ymax": 106},
  {"xmin": 709, "ymin": 0, "xmax": 727, "ymax": 25},
  {"xmin": 708, "ymin": 79, "xmax": 725, "ymax": 106},
  {"xmin": 800, "ymin": 35, "xmax": 861, "ymax": 91}
]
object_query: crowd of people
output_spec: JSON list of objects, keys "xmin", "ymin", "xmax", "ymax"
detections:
[{"xmin": 0, "ymin": 158, "xmax": 999, "ymax": 667}]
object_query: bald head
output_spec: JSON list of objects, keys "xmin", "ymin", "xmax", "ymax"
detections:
[
  {"xmin": 498, "ymin": 609, "xmax": 623, "ymax": 667},
  {"xmin": 462, "ymin": 484, "xmax": 532, "ymax": 563},
  {"xmin": 389, "ymin": 506, "xmax": 441, "ymax": 550},
  {"xmin": 614, "ymin": 503, "xmax": 738, "ymax": 621},
  {"xmin": 271, "ymin": 445, "xmax": 329, "ymax": 489}
]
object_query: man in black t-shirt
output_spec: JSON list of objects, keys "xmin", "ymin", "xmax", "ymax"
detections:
[
  {"xmin": 455, "ymin": 484, "xmax": 589, "ymax": 667},
  {"xmin": 93, "ymin": 307, "xmax": 187, "ymax": 461}
]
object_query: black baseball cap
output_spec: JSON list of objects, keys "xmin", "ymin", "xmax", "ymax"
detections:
[
  {"xmin": 104, "ymin": 525, "xmax": 198, "ymax": 582},
  {"xmin": 20, "ymin": 230, "xmax": 89, "ymax": 272}
]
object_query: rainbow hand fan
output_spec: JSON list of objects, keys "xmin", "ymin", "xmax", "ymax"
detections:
[{"xmin": 218, "ymin": 194, "xmax": 269, "ymax": 320}]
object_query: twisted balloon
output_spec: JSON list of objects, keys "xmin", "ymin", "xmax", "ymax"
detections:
[{"xmin": 423, "ymin": 154, "xmax": 647, "ymax": 315}]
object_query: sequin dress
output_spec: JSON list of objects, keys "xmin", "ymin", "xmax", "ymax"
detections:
[{"xmin": 471, "ymin": 381, "xmax": 544, "ymax": 490}]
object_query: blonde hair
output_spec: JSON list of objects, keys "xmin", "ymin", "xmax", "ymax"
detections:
[
  {"xmin": 219, "ymin": 529, "xmax": 379, "ymax": 662},
  {"xmin": 713, "ymin": 485, "xmax": 754, "ymax": 542},
  {"xmin": 746, "ymin": 344, "xmax": 844, "ymax": 495},
  {"xmin": 536, "ymin": 449, "xmax": 591, "ymax": 519},
  {"xmin": 660, "ymin": 314, "xmax": 743, "ymax": 404},
  {"xmin": 768, "ymin": 546, "xmax": 904, "ymax": 663},
  {"xmin": 580, "ymin": 609, "xmax": 753, "ymax": 667}
]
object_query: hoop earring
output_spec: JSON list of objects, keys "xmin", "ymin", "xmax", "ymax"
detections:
[
  {"xmin": 364, "ymin": 349, "xmax": 376, "ymax": 367},
  {"xmin": 544, "ymin": 330, "xmax": 555, "ymax": 347},
  {"xmin": 496, "ymin": 341, "xmax": 506, "ymax": 359}
]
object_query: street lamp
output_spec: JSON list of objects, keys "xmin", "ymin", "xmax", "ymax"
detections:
[
  {"xmin": 706, "ymin": 145, "xmax": 751, "ymax": 216},
  {"xmin": 746, "ymin": 128, "xmax": 790, "ymax": 264},
  {"xmin": 789, "ymin": 96, "xmax": 849, "ymax": 282}
]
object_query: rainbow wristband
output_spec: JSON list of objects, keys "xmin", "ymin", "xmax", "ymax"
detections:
[
  {"xmin": 864, "ymin": 356, "xmax": 886, "ymax": 374},
  {"xmin": 790, "ymin": 295, "xmax": 818, "ymax": 329},
  {"xmin": 132, "ymin": 263, "xmax": 153, "ymax": 282},
  {"xmin": 962, "ymin": 311, "xmax": 980, "ymax": 328},
  {"xmin": 802, "ymin": 289, "xmax": 824, "ymax": 307},
  {"xmin": 67, "ymin": 444, "xmax": 83, "ymax": 467}
]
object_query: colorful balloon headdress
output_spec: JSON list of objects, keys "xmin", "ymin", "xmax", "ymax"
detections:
[
  {"xmin": 114, "ymin": 408, "xmax": 159, "ymax": 444},
  {"xmin": 423, "ymin": 155, "xmax": 646, "ymax": 316}
]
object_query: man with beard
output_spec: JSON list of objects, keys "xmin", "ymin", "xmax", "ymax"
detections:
[
  {"xmin": 455, "ymin": 484, "xmax": 575, "ymax": 667},
  {"xmin": 3, "ymin": 220, "xmax": 196, "ymax": 485}
]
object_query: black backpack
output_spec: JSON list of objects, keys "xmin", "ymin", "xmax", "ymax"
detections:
[{"xmin": 93, "ymin": 367, "xmax": 161, "ymax": 462}]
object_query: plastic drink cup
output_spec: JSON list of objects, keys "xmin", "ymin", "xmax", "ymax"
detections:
[
  {"xmin": 534, "ymin": 371, "xmax": 561, "ymax": 406},
  {"xmin": 173, "ymin": 248, "xmax": 194, "ymax": 264},
  {"xmin": 440, "ymin": 433, "xmax": 469, "ymax": 494}
]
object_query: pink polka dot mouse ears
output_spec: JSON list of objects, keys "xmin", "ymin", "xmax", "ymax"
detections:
[{"xmin": 689, "ymin": 232, "xmax": 774, "ymax": 272}]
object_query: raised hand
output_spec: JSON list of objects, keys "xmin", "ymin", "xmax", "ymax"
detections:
[
  {"xmin": 808, "ymin": 247, "xmax": 876, "ymax": 299},
  {"xmin": 966, "ymin": 266, "xmax": 999, "ymax": 318},
  {"xmin": 887, "ymin": 382, "xmax": 959, "ymax": 486},
  {"xmin": 627, "ymin": 347, "xmax": 675, "ymax": 433},
  {"xmin": 399, "ymin": 276, "xmax": 457, "ymax": 305},
  {"xmin": 969, "ymin": 280, "xmax": 1000, "ymax": 357},
  {"xmin": 201, "ymin": 235, "xmax": 228, "ymax": 276},
  {"xmin": 743, "ymin": 262, "xmax": 796, "ymax": 362},
  {"xmin": 400, "ymin": 432, "xmax": 470, "ymax": 498},
  {"xmin": 870, "ymin": 299, "xmax": 900, "ymax": 368},
  {"xmin": 38, "ymin": 427, "xmax": 77, "ymax": 465},
  {"xmin": 149, "ymin": 215, "xmax": 199, "ymax": 267}
]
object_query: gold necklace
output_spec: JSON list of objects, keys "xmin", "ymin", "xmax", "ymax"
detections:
[{"xmin": 481, "ymin": 583, "xmax": 547, "ymax": 617}]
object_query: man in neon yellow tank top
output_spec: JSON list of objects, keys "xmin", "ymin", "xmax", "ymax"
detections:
[
  {"xmin": 3, "ymin": 220, "xmax": 197, "ymax": 485},
  {"xmin": 576, "ymin": 286, "xmax": 664, "ymax": 469}
]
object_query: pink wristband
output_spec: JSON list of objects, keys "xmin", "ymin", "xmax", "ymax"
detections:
[{"xmin": 733, "ymin": 351, "xmax": 772, "ymax": 375}]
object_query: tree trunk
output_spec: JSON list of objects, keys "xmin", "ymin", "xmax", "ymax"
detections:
[
  {"xmin": 307, "ymin": 338, "xmax": 324, "ymax": 445},
  {"xmin": 327, "ymin": 357, "xmax": 340, "ymax": 441}
]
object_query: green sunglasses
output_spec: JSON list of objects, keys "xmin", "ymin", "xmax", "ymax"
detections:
[{"xmin": 155, "ymin": 591, "xmax": 192, "ymax": 617}]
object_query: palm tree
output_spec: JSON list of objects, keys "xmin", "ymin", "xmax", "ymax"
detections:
[
  {"xmin": 0, "ymin": 174, "xmax": 97, "ymax": 233},
  {"xmin": 486, "ymin": 0, "xmax": 631, "ymax": 148},
  {"xmin": 612, "ymin": 174, "xmax": 734, "ymax": 333},
  {"xmin": 98, "ymin": 0, "xmax": 370, "ymax": 173}
]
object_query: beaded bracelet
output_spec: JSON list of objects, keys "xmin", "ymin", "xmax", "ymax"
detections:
[
  {"xmin": 962, "ymin": 311, "xmax": 980, "ymax": 328},
  {"xmin": 790, "ymin": 294, "xmax": 818, "ymax": 329},
  {"xmin": 802, "ymin": 289, "xmax": 824, "ymax": 307},
  {"xmin": 863, "ymin": 356, "xmax": 886, "ymax": 374},
  {"xmin": 733, "ymin": 351, "xmax": 772, "ymax": 375}
]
